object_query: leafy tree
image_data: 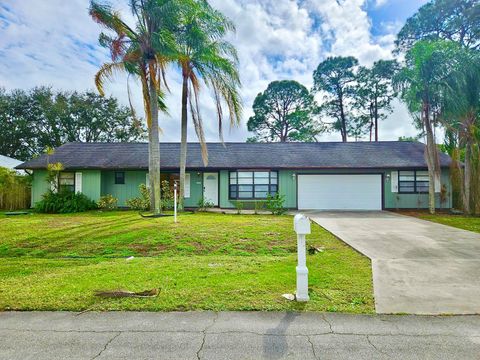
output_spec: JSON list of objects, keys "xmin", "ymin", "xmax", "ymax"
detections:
[
  {"xmin": 64, "ymin": 91, "xmax": 145, "ymax": 143},
  {"xmin": 0, "ymin": 87, "xmax": 145, "ymax": 161},
  {"xmin": 168, "ymin": 0, "xmax": 242, "ymax": 208},
  {"xmin": 396, "ymin": 0, "xmax": 480, "ymax": 52},
  {"xmin": 398, "ymin": 135, "xmax": 421, "ymax": 142},
  {"xmin": 89, "ymin": 0, "xmax": 180, "ymax": 214},
  {"xmin": 0, "ymin": 88, "xmax": 36, "ymax": 160},
  {"xmin": 247, "ymin": 80, "xmax": 321, "ymax": 142},
  {"xmin": 395, "ymin": 40, "xmax": 462, "ymax": 214},
  {"xmin": 354, "ymin": 60, "xmax": 399, "ymax": 141},
  {"xmin": 313, "ymin": 56, "xmax": 358, "ymax": 142}
]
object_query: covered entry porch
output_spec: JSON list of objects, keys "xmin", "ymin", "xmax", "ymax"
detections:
[{"xmin": 99, "ymin": 170, "xmax": 218, "ymax": 207}]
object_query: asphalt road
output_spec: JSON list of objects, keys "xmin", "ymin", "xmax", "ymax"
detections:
[{"xmin": 1, "ymin": 311, "xmax": 480, "ymax": 359}]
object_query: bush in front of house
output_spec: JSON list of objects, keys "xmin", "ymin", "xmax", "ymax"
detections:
[
  {"xmin": 35, "ymin": 190, "xmax": 98, "ymax": 213},
  {"xmin": 126, "ymin": 182, "xmax": 176, "ymax": 211},
  {"xmin": 254, "ymin": 200, "xmax": 266, "ymax": 214},
  {"xmin": 265, "ymin": 193, "xmax": 287, "ymax": 215},
  {"xmin": 233, "ymin": 200, "xmax": 244, "ymax": 214},
  {"xmin": 97, "ymin": 194, "xmax": 118, "ymax": 210},
  {"xmin": 160, "ymin": 180, "xmax": 175, "ymax": 210},
  {"xmin": 126, "ymin": 184, "xmax": 150, "ymax": 210},
  {"xmin": 197, "ymin": 197, "xmax": 214, "ymax": 211}
]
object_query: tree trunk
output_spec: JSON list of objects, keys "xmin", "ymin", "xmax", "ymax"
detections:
[
  {"xmin": 374, "ymin": 97, "xmax": 379, "ymax": 142},
  {"xmin": 148, "ymin": 74, "xmax": 161, "ymax": 215},
  {"xmin": 147, "ymin": 124, "xmax": 154, "ymax": 209},
  {"xmin": 423, "ymin": 101, "xmax": 437, "ymax": 215},
  {"xmin": 179, "ymin": 74, "xmax": 189, "ymax": 210},
  {"xmin": 463, "ymin": 142, "xmax": 471, "ymax": 214},
  {"xmin": 340, "ymin": 114, "xmax": 347, "ymax": 142},
  {"xmin": 338, "ymin": 91, "xmax": 347, "ymax": 142}
]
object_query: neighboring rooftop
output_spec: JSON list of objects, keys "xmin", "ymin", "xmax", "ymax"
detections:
[
  {"xmin": 16, "ymin": 141, "xmax": 452, "ymax": 170},
  {"xmin": 1, "ymin": 155, "xmax": 25, "ymax": 173}
]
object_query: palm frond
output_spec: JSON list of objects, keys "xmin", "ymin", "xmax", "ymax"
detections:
[
  {"xmin": 89, "ymin": 1, "xmax": 137, "ymax": 39},
  {"xmin": 94, "ymin": 62, "xmax": 126, "ymax": 96}
]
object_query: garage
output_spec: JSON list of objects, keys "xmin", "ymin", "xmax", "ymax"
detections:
[{"xmin": 297, "ymin": 174, "xmax": 382, "ymax": 210}]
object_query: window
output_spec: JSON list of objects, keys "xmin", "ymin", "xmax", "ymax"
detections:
[
  {"xmin": 115, "ymin": 171, "xmax": 125, "ymax": 185},
  {"xmin": 59, "ymin": 172, "xmax": 75, "ymax": 192},
  {"xmin": 399, "ymin": 170, "xmax": 429, "ymax": 193},
  {"xmin": 229, "ymin": 171, "xmax": 278, "ymax": 199}
]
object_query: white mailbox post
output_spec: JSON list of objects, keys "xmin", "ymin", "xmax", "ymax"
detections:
[
  {"xmin": 174, "ymin": 181, "xmax": 178, "ymax": 223},
  {"xmin": 294, "ymin": 214, "xmax": 311, "ymax": 302}
]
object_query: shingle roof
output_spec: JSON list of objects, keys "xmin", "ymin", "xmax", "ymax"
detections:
[
  {"xmin": 16, "ymin": 141, "xmax": 452, "ymax": 170},
  {"xmin": 0, "ymin": 155, "xmax": 22, "ymax": 169}
]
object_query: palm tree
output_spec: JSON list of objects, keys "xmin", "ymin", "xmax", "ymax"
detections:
[
  {"xmin": 89, "ymin": 0, "xmax": 178, "ymax": 214},
  {"xmin": 395, "ymin": 40, "xmax": 461, "ymax": 214},
  {"xmin": 169, "ymin": 0, "xmax": 242, "ymax": 208},
  {"xmin": 441, "ymin": 49, "xmax": 480, "ymax": 214}
]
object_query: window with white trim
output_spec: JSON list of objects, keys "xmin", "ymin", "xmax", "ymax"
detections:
[
  {"xmin": 398, "ymin": 170, "xmax": 429, "ymax": 193},
  {"xmin": 229, "ymin": 171, "xmax": 278, "ymax": 199},
  {"xmin": 59, "ymin": 172, "xmax": 75, "ymax": 192}
]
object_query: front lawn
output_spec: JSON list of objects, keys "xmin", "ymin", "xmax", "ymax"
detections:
[
  {"xmin": 397, "ymin": 210, "xmax": 480, "ymax": 233},
  {"xmin": 0, "ymin": 211, "xmax": 373, "ymax": 313},
  {"xmin": 420, "ymin": 214, "xmax": 480, "ymax": 233}
]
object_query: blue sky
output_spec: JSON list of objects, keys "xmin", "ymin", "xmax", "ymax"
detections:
[
  {"xmin": 0, "ymin": 0, "xmax": 429, "ymax": 142},
  {"xmin": 367, "ymin": 0, "xmax": 429, "ymax": 35}
]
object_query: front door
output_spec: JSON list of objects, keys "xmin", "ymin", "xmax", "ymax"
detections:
[{"xmin": 203, "ymin": 172, "xmax": 219, "ymax": 206}]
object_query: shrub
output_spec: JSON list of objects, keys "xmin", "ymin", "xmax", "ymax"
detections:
[
  {"xmin": 197, "ymin": 197, "xmax": 214, "ymax": 211},
  {"xmin": 126, "ymin": 184, "xmax": 150, "ymax": 211},
  {"xmin": 161, "ymin": 180, "xmax": 175, "ymax": 210},
  {"xmin": 233, "ymin": 200, "xmax": 244, "ymax": 214},
  {"xmin": 265, "ymin": 193, "xmax": 287, "ymax": 215},
  {"xmin": 98, "ymin": 194, "xmax": 118, "ymax": 210},
  {"xmin": 254, "ymin": 201, "xmax": 266, "ymax": 214},
  {"xmin": 35, "ymin": 190, "xmax": 97, "ymax": 213}
]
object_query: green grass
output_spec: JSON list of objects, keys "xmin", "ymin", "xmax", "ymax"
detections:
[
  {"xmin": 415, "ymin": 213, "xmax": 480, "ymax": 233},
  {"xmin": 0, "ymin": 211, "xmax": 373, "ymax": 313}
]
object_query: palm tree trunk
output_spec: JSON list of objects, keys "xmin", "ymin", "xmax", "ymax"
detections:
[
  {"xmin": 147, "ymin": 127, "xmax": 154, "ymax": 209},
  {"xmin": 179, "ymin": 75, "xmax": 188, "ymax": 210},
  {"xmin": 463, "ymin": 141, "xmax": 471, "ymax": 214},
  {"xmin": 424, "ymin": 102, "xmax": 437, "ymax": 215},
  {"xmin": 148, "ymin": 75, "xmax": 161, "ymax": 215}
]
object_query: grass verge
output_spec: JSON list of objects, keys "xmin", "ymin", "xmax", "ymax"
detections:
[{"xmin": 395, "ymin": 210, "xmax": 480, "ymax": 233}]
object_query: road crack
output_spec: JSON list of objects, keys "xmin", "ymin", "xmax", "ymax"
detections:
[
  {"xmin": 322, "ymin": 313, "xmax": 334, "ymax": 333},
  {"xmin": 91, "ymin": 331, "xmax": 121, "ymax": 360},
  {"xmin": 197, "ymin": 312, "xmax": 219, "ymax": 360},
  {"xmin": 366, "ymin": 335, "xmax": 391, "ymax": 358},
  {"xmin": 306, "ymin": 335, "xmax": 319, "ymax": 360}
]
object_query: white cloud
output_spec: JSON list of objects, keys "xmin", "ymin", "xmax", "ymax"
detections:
[
  {"xmin": 0, "ymin": 0, "xmax": 417, "ymax": 144},
  {"xmin": 375, "ymin": 0, "xmax": 390, "ymax": 8},
  {"xmin": 305, "ymin": 0, "xmax": 395, "ymax": 65}
]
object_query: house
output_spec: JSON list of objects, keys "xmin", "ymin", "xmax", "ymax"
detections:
[
  {"xmin": 0, "ymin": 155, "xmax": 25, "ymax": 174},
  {"xmin": 16, "ymin": 141, "xmax": 453, "ymax": 210}
]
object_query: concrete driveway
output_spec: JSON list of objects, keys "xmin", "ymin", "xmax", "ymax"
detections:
[{"xmin": 306, "ymin": 211, "xmax": 480, "ymax": 315}]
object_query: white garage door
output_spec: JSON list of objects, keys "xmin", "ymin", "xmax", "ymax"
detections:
[{"xmin": 297, "ymin": 174, "xmax": 382, "ymax": 210}]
